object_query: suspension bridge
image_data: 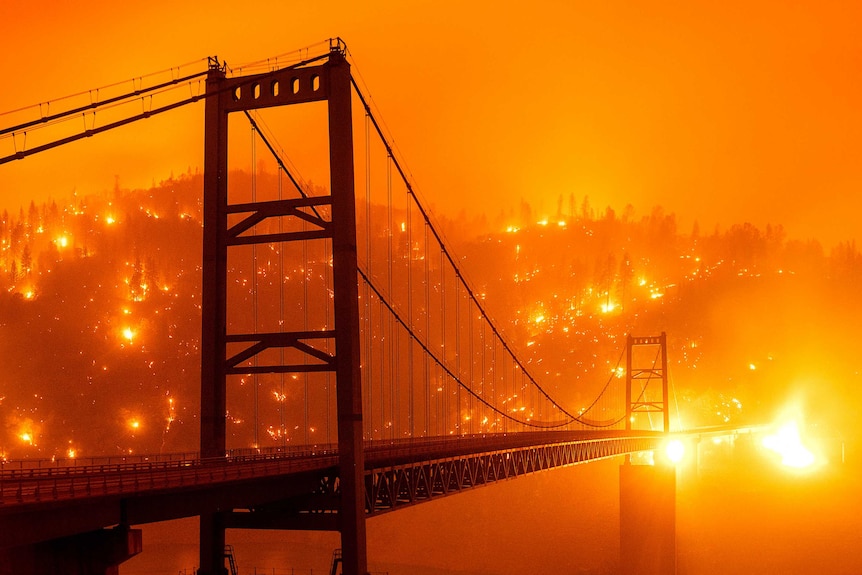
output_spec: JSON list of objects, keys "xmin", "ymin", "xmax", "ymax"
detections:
[{"xmin": 0, "ymin": 39, "xmax": 749, "ymax": 575}]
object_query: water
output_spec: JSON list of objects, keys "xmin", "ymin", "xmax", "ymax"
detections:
[{"xmin": 120, "ymin": 447, "xmax": 862, "ymax": 575}]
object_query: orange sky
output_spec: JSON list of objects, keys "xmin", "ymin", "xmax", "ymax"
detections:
[{"xmin": 1, "ymin": 0, "xmax": 861, "ymax": 245}]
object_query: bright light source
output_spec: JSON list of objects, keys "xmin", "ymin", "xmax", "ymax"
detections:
[
  {"xmin": 762, "ymin": 421, "xmax": 815, "ymax": 468},
  {"xmin": 665, "ymin": 439, "xmax": 685, "ymax": 464}
]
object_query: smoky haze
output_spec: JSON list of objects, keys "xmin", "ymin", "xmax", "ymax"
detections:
[
  {"xmin": 0, "ymin": 172, "xmax": 859, "ymax": 458},
  {"xmin": 0, "ymin": 172, "xmax": 856, "ymax": 575}
]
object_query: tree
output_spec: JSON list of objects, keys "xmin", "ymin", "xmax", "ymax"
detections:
[
  {"xmin": 580, "ymin": 196, "xmax": 592, "ymax": 221},
  {"xmin": 129, "ymin": 255, "xmax": 144, "ymax": 301},
  {"xmin": 617, "ymin": 251, "xmax": 634, "ymax": 309},
  {"xmin": 519, "ymin": 199, "xmax": 532, "ymax": 227},
  {"xmin": 21, "ymin": 246, "xmax": 32, "ymax": 276},
  {"xmin": 27, "ymin": 201, "xmax": 39, "ymax": 234}
]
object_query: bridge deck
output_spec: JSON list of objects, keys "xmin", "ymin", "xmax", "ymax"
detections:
[{"xmin": 0, "ymin": 430, "xmax": 663, "ymax": 548}]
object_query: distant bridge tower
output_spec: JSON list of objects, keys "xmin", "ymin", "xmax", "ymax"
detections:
[
  {"xmin": 621, "ymin": 332, "xmax": 675, "ymax": 575},
  {"xmin": 200, "ymin": 43, "xmax": 366, "ymax": 575},
  {"xmin": 625, "ymin": 333, "xmax": 670, "ymax": 433}
]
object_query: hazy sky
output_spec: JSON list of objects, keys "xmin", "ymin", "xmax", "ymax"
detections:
[{"xmin": 1, "ymin": 1, "xmax": 860, "ymax": 245}]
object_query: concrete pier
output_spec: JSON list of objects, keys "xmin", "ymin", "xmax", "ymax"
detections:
[{"xmin": 620, "ymin": 463, "xmax": 676, "ymax": 575}]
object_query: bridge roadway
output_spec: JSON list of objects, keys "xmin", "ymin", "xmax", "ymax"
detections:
[{"xmin": 0, "ymin": 430, "xmax": 664, "ymax": 549}]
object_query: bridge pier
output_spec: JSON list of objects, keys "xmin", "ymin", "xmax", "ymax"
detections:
[
  {"xmin": 197, "ymin": 512, "xmax": 228, "ymax": 575},
  {"xmin": 0, "ymin": 525, "xmax": 141, "ymax": 575},
  {"xmin": 619, "ymin": 462, "xmax": 676, "ymax": 575}
]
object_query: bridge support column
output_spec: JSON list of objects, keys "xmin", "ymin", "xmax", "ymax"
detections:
[
  {"xmin": 327, "ymin": 48, "xmax": 369, "ymax": 575},
  {"xmin": 619, "ymin": 463, "xmax": 676, "ymax": 575},
  {"xmin": 198, "ymin": 512, "xmax": 228, "ymax": 575},
  {"xmin": 0, "ymin": 526, "xmax": 142, "ymax": 575}
]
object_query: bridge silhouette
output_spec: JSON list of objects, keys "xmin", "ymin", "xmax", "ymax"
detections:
[{"xmin": 0, "ymin": 39, "xmax": 735, "ymax": 575}]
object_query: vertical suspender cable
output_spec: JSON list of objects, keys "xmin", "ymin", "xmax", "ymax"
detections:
[
  {"xmin": 468, "ymin": 293, "xmax": 474, "ymax": 435},
  {"xmin": 325, "ymin": 237, "xmax": 333, "ymax": 444},
  {"xmin": 278, "ymin": 165, "xmax": 287, "ymax": 448},
  {"xmin": 454, "ymin": 276, "xmax": 461, "ymax": 434},
  {"xmin": 302, "ymin": 197, "xmax": 310, "ymax": 445},
  {"xmin": 386, "ymin": 155, "xmax": 394, "ymax": 440},
  {"xmin": 364, "ymin": 113, "xmax": 373, "ymax": 441},
  {"xmin": 481, "ymin": 318, "xmax": 486, "ymax": 432},
  {"xmin": 492, "ymin": 337, "xmax": 497, "ymax": 432},
  {"xmin": 424, "ymin": 223, "xmax": 431, "ymax": 436},
  {"xmin": 407, "ymin": 200, "xmax": 414, "ymax": 437},
  {"xmin": 440, "ymin": 248, "xmax": 446, "ymax": 435},
  {"xmin": 251, "ymin": 123, "xmax": 260, "ymax": 449}
]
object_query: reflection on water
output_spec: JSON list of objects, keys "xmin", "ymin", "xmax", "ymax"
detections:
[
  {"xmin": 121, "ymin": 441, "xmax": 862, "ymax": 575},
  {"xmin": 678, "ymin": 436, "xmax": 862, "ymax": 575}
]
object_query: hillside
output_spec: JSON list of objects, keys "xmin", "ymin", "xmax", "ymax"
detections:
[{"xmin": 0, "ymin": 172, "xmax": 858, "ymax": 458}]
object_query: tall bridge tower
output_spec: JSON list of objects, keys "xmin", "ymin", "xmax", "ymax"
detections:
[
  {"xmin": 621, "ymin": 332, "xmax": 675, "ymax": 575},
  {"xmin": 199, "ymin": 43, "xmax": 367, "ymax": 575},
  {"xmin": 625, "ymin": 332, "xmax": 670, "ymax": 433}
]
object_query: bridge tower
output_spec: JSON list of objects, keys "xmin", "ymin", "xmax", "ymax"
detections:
[
  {"xmin": 200, "ymin": 43, "xmax": 367, "ymax": 575},
  {"xmin": 625, "ymin": 332, "xmax": 670, "ymax": 433},
  {"xmin": 621, "ymin": 332, "xmax": 675, "ymax": 575}
]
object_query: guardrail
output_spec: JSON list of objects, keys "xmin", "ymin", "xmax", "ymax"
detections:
[{"xmin": 0, "ymin": 446, "xmax": 339, "ymax": 506}]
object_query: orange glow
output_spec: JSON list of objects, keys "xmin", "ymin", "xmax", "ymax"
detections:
[
  {"xmin": 165, "ymin": 398, "xmax": 176, "ymax": 430},
  {"xmin": 0, "ymin": 2, "xmax": 858, "ymax": 249},
  {"xmin": 762, "ymin": 421, "xmax": 816, "ymax": 469},
  {"xmin": 665, "ymin": 439, "xmax": 685, "ymax": 464},
  {"xmin": 16, "ymin": 419, "xmax": 38, "ymax": 446},
  {"xmin": 600, "ymin": 302, "xmax": 617, "ymax": 314}
]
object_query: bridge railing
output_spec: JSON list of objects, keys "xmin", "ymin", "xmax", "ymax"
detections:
[
  {"xmin": 0, "ymin": 446, "xmax": 341, "ymax": 505},
  {"xmin": 0, "ymin": 443, "xmax": 339, "ymax": 472},
  {"xmin": 0, "ymin": 430, "xmax": 667, "ymax": 506},
  {"xmin": 0, "ymin": 429, "xmax": 661, "ymax": 474}
]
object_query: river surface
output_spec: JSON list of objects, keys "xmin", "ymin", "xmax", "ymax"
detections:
[{"xmin": 119, "ymin": 440, "xmax": 862, "ymax": 575}]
